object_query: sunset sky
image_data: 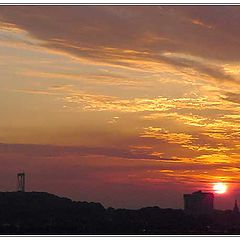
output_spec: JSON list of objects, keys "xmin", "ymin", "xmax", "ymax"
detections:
[{"xmin": 0, "ymin": 5, "xmax": 240, "ymax": 209}]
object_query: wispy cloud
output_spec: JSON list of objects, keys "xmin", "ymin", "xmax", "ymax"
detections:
[{"xmin": 1, "ymin": 6, "xmax": 240, "ymax": 84}]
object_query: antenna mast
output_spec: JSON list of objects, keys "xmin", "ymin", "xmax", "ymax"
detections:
[{"xmin": 17, "ymin": 172, "xmax": 25, "ymax": 192}]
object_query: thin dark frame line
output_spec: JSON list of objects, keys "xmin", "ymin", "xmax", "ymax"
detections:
[
  {"xmin": 2, "ymin": 235, "xmax": 240, "ymax": 237},
  {"xmin": 1, "ymin": 3, "xmax": 240, "ymax": 5}
]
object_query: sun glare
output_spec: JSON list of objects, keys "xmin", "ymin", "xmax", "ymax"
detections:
[{"xmin": 213, "ymin": 182, "xmax": 227, "ymax": 194}]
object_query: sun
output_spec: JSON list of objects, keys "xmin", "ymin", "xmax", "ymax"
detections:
[{"xmin": 213, "ymin": 182, "xmax": 227, "ymax": 194}]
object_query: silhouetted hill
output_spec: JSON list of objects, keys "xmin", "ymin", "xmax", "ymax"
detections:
[
  {"xmin": 0, "ymin": 191, "xmax": 106, "ymax": 234},
  {"xmin": 0, "ymin": 191, "xmax": 240, "ymax": 234}
]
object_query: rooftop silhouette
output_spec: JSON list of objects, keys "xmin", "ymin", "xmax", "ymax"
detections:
[{"xmin": 184, "ymin": 190, "xmax": 214, "ymax": 215}]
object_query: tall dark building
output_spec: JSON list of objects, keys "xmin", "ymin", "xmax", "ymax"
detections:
[
  {"xmin": 183, "ymin": 190, "xmax": 214, "ymax": 215},
  {"xmin": 233, "ymin": 199, "xmax": 239, "ymax": 214}
]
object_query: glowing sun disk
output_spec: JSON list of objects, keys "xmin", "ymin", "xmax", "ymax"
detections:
[{"xmin": 213, "ymin": 182, "xmax": 227, "ymax": 194}]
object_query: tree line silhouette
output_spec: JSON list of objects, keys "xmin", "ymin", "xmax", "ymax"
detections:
[{"xmin": 0, "ymin": 191, "xmax": 240, "ymax": 234}]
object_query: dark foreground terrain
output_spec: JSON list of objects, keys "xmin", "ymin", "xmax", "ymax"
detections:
[{"xmin": 0, "ymin": 191, "xmax": 240, "ymax": 234}]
